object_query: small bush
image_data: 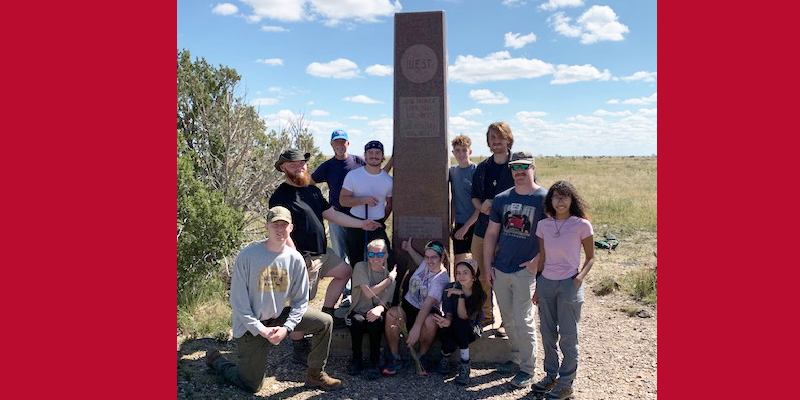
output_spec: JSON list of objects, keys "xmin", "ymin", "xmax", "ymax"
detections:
[
  {"xmin": 177, "ymin": 284, "xmax": 232, "ymax": 339},
  {"xmin": 624, "ymin": 267, "xmax": 657, "ymax": 304},
  {"xmin": 592, "ymin": 276, "xmax": 620, "ymax": 296}
]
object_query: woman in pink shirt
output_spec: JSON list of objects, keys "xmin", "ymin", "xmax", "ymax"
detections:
[{"xmin": 532, "ymin": 181, "xmax": 595, "ymax": 400}]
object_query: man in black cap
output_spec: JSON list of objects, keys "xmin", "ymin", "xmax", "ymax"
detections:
[
  {"xmin": 339, "ymin": 140, "xmax": 394, "ymax": 268},
  {"xmin": 269, "ymin": 149, "xmax": 382, "ymax": 353}
]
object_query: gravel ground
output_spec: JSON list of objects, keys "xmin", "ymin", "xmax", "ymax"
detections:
[{"xmin": 178, "ymin": 288, "xmax": 656, "ymax": 399}]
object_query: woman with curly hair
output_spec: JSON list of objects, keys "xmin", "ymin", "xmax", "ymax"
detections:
[{"xmin": 532, "ymin": 181, "xmax": 595, "ymax": 400}]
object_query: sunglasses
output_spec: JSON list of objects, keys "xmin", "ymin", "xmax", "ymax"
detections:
[
  {"xmin": 367, "ymin": 252, "xmax": 386, "ymax": 258},
  {"xmin": 510, "ymin": 164, "xmax": 532, "ymax": 170}
]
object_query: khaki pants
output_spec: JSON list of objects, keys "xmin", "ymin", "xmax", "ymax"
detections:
[
  {"xmin": 303, "ymin": 248, "xmax": 344, "ymax": 301},
  {"xmin": 470, "ymin": 235, "xmax": 494, "ymax": 324},
  {"xmin": 209, "ymin": 309, "xmax": 333, "ymax": 393},
  {"xmin": 493, "ymin": 267, "xmax": 538, "ymax": 375}
]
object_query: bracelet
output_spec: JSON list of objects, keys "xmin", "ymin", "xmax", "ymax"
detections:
[{"xmin": 459, "ymin": 294, "xmax": 465, "ymax": 299}]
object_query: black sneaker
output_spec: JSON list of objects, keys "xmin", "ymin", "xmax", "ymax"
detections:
[
  {"xmin": 437, "ymin": 354, "xmax": 451, "ymax": 375},
  {"xmin": 533, "ymin": 376, "xmax": 558, "ymax": 394},
  {"xmin": 454, "ymin": 361, "xmax": 470, "ymax": 385},
  {"xmin": 347, "ymin": 357, "xmax": 364, "ymax": 375}
]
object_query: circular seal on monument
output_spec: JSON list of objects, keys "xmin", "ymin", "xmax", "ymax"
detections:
[{"xmin": 400, "ymin": 44, "xmax": 438, "ymax": 84}]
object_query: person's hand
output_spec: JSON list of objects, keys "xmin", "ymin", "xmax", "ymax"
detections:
[
  {"xmin": 362, "ymin": 219, "xmax": 382, "ymax": 231},
  {"xmin": 454, "ymin": 225, "xmax": 469, "ymax": 240},
  {"xmin": 367, "ymin": 306, "xmax": 383, "ymax": 322},
  {"xmin": 519, "ymin": 255, "xmax": 538, "ymax": 274},
  {"xmin": 262, "ymin": 326, "xmax": 288, "ymax": 345},
  {"xmin": 406, "ymin": 325, "xmax": 420, "ymax": 346},
  {"xmin": 445, "ymin": 287, "xmax": 463, "ymax": 297},
  {"xmin": 362, "ymin": 196, "xmax": 379, "ymax": 207},
  {"xmin": 480, "ymin": 200, "xmax": 492, "ymax": 215},
  {"xmin": 484, "ymin": 267, "xmax": 494, "ymax": 287},
  {"xmin": 532, "ymin": 289, "xmax": 539, "ymax": 305},
  {"xmin": 388, "ymin": 265, "xmax": 398, "ymax": 281},
  {"xmin": 573, "ymin": 276, "xmax": 583, "ymax": 289},
  {"xmin": 432, "ymin": 314, "xmax": 451, "ymax": 328},
  {"xmin": 401, "ymin": 237, "xmax": 413, "ymax": 252}
]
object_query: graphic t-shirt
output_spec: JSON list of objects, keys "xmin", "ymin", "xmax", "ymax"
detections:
[
  {"xmin": 489, "ymin": 186, "xmax": 548, "ymax": 274},
  {"xmin": 536, "ymin": 216, "xmax": 594, "ymax": 280},
  {"xmin": 404, "ymin": 260, "xmax": 449, "ymax": 312}
]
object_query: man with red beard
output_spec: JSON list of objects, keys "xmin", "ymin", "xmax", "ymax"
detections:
[{"xmin": 269, "ymin": 149, "xmax": 382, "ymax": 361}]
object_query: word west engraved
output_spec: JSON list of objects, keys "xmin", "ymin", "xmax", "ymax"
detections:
[
  {"xmin": 398, "ymin": 97, "xmax": 440, "ymax": 138},
  {"xmin": 400, "ymin": 44, "xmax": 438, "ymax": 83}
]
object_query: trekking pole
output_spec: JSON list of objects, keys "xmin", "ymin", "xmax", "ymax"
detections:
[{"xmin": 364, "ymin": 204, "xmax": 369, "ymax": 262}]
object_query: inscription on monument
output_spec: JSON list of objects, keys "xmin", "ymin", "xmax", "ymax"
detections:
[
  {"xmin": 398, "ymin": 97, "xmax": 440, "ymax": 138},
  {"xmin": 400, "ymin": 44, "xmax": 438, "ymax": 83},
  {"xmin": 399, "ymin": 216, "xmax": 443, "ymax": 239}
]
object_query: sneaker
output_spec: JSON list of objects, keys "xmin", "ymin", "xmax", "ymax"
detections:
[
  {"xmin": 292, "ymin": 338, "xmax": 310, "ymax": 366},
  {"xmin": 305, "ymin": 368, "xmax": 342, "ymax": 391},
  {"xmin": 347, "ymin": 357, "xmax": 364, "ymax": 376},
  {"xmin": 510, "ymin": 371, "xmax": 535, "ymax": 388},
  {"xmin": 533, "ymin": 376, "xmax": 558, "ymax": 394},
  {"xmin": 205, "ymin": 348, "xmax": 221, "ymax": 369},
  {"xmin": 437, "ymin": 354, "xmax": 451, "ymax": 375},
  {"xmin": 454, "ymin": 361, "xmax": 470, "ymax": 385},
  {"xmin": 543, "ymin": 386, "xmax": 574, "ymax": 399},
  {"xmin": 496, "ymin": 360, "xmax": 519, "ymax": 375},
  {"xmin": 382, "ymin": 355, "xmax": 402, "ymax": 376},
  {"xmin": 364, "ymin": 366, "xmax": 381, "ymax": 381},
  {"xmin": 339, "ymin": 295, "xmax": 352, "ymax": 308},
  {"xmin": 496, "ymin": 325, "xmax": 508, "ymax": 338}
]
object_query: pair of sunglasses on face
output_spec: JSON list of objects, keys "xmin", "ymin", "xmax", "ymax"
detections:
[
  {"xmin": 510, "ymin": 164, "xmax": 532, "ymax": 170},
  {"xmin": 368, "ymin": 252, "xmax": 386, "ymax": 258}
]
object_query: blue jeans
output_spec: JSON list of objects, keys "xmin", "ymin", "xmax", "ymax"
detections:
[
  {"xmin": 536, "ymin": 274, "xmax": 584, "ymax": 390},
  {"xmin": 328, "ymin": 220, "xmax": 349, "ymax": 263}
]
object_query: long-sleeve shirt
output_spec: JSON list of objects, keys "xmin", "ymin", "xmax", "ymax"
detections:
[{"xmin": 230, "ymin": 242, "xmax": 309, "ymax": 338}]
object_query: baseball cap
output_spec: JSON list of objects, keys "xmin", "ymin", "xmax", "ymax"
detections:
[
  {"xmin": 330, "ymin": 130, "xmax": 348, "ymax": 142},
  {"xmin": 274, "ymin": 148, "xmax": 311, "ymax": 171},
  {"xmin": 508, "ymin": 151, "xmax": 535, "ymax": 165},
  {"xmin": 365, "ymin": 140, "xmax": 384, "ymax": 153},
  {"xmin": 267, "ymin": 206, "xmax": 292, "ymax": 224}
]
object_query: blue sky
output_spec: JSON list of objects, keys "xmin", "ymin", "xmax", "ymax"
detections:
[{"xmin": 177, "ymin": 0, "xmax": 656, "ymax": 157}]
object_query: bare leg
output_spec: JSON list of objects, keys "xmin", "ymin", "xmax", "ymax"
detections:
[
  {"xmin": 323, "ymin": 262, "xmax": 352, "ymax": 308},
  {"xmin": 419, "ymin": 315, "xmax": 439, "ymax": 355},
  {"xmin": 385, "ymin": 306, "xmax": 404, "ymax": 355}
]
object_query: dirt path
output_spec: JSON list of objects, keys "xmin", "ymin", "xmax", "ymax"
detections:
[{"xmin": 177, "ymin": 286, "xmax": 656, "ymax": 399}]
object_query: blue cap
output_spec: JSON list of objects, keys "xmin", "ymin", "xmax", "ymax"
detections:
[
  {"xmin": 330, "ymin": 130, "xmax": 348, "ymax": 142},
  {"xmin": 365, "ymin": 140, "xmax": 384, "ymax": 153}
]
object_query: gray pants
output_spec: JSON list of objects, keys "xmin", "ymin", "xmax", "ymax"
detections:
[
  {"xmin": 536, "ymin": 274, "xmax": 584, "ymax": 390},
  {"xmin": 493, "ymin": 267, "xmax": 538, "ymax": 375},
  {"xmin": 209, "ymin": 309, "xmax": 332, "ymax": 393}
]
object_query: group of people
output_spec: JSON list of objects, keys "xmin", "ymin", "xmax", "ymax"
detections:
[{"xmin": 205, "ymin": 123, "xmax": 596, "ymax": 400}]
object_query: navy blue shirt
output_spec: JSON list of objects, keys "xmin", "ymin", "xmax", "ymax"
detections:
[
  {"xmin": 311, "ymin": 154, "xmax": 365, "ymax": 213},
  {"xmin": 489, "ymin": 186, "xmax": 548, "ymax": 274}
]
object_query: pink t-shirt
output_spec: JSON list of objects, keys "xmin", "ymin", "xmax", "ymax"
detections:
[{"xmin": 535, "ymin": 216, "xmax": 593, "ymax": 280}]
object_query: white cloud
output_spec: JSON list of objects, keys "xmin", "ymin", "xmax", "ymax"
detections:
[
  {"xmin": 517, "ymin": 111, "xmax": 548, "ymax": 119},
  {"xmin": 469, "ymin": 89, "xmax": 509, "ymax": 104},
  {"xmin": 459, "ymin": 108, "xmax": 483, "ymax": 117},
  {"xmin": 551, "ymin": 64, "xmax": 611, "ymax": 84},
  {"xmin": 450, "ymin": 116, "xmax": 482, "ymax": 127},
  {"xmin": 349, "ymin": 115, "xmax": 369, "ymax": 120},
  {"xmin": 539, "ymin": 0, "xmax": 583, "ymax": 11},
  {"xmin": 239, "ymin": 0, "xmax": 401, "ymax": 25},
  {"xmin": 306, "ymin": 58, "xmax": 361, "ymax": 79},
  {"xmin": 367, "ymin": 118, "xmax": 394, "ymax": 140},
  {"xmin": 268, "ymin": 86, "xmax": 282, "ymax": 92},
  {"xmin": 307, "ymin": 101, "xmax": 314, "ymax": 105},
  {"xmin": 449, "ymin": 51, "xmax": 555, "ymax": 84},
  {"xmin": 256, "ymin": 58, "xmax": 284, "ymax": 66},
  {"xmin": 212, "ymin": 3, "xmax": 238, "ymax": 16},
  {"xmin": 311, "ymin": 110, "xmax": 329, "ymax": 116},
  {"xmin": 365, "ymin": 64, "xmax": 393, "ymax": 76},
  {"xmin": 251, "ymin": 97, "xmax": 279, "ymax": 106},
  {"xmin": 343, "ymin": 95, "xmax": 383, "ymax": 104},
  {"xmin": 549, "ymin": 6, "xmax": 630, "ymax": 44},
  {"xmin": 504, "ymin": 32, "xmax": 537, "ymax": 49},
  {"xmin": 622, "ymin": 93, "xmax": 657, "ymax": 105},
  {"xmin": 569, "ymin": 115, "xmax": 605, "ymax": 124},
  {"xmin": 593, "ymin": 109, "xmax": 632, "ymax": 117},
  {"xmin": 638, "ymin": 108, "xmax": 657, "ymax": 116},
  {"xmin": 260, "ymin": 25, "xmax": 289, "ymax": 32},
  {"xmin": 621, "ymin": 71, "xmax": 657, "ymax": 82},
  {"xmin": 502, "ymin": 0, "xmax": 527, "ymax": 7},
  {"xmin": 606, "ymin": 99, "xmax": 619, "ymax": 104}
]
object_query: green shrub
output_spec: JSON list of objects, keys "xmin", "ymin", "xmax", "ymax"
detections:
[{"xmin": 624, "ymin": 267, "xmax": 657, "ymax": 304}]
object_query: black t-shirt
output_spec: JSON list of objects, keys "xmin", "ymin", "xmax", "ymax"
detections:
[
  {"xmin": 473, "ymin": 158, "xmax": 513, "ymax": 237},
  {"xmin": 441, "ymin": 282, "xmax": 485, "ymax": 326},
  {"xmin": 268, "ymin": 182, "xmax": 331, "ymax": 255}
]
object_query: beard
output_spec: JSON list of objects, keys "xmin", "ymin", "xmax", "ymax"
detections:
[{"xmin": 286, "ymin": 169, "xmax": 312, "ymax": 186}]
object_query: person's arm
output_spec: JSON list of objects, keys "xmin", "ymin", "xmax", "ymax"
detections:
[
  {"xmin": 537, "ymin": 236, "xmax": 546, "ymax": 272},
  {"xmin": 406, "ymin": 295, "xmax": 438, "ymax": 346},
  {"xmin": 286, "ymin": 236, "xmax": 296, "ymax": 249},
  {"xmin": 455, "ymin": 209, "xmax": 480, "ymax": 240},
  {"xmin": 382, "ymin": 155, "xmax": 393, "ymax": 173},
  {"xmin": 455, "ymin": 295, "xmax": 468, "ymax": 320},
  {"xmin": 575, "ymin": 235, "xmax": 595, "ymax": 285},
  {"xmin": 483, "ymin": 221, "xmax": 501, "ymax": 286},
  {"xmin": 361, "ymin": 265, "xmax": 398, "ymax": 300},
  {"xmin": 322, "ymin": 207, "xmax": 381, "ymax": 231},
  {"xmin": 384, "ymin": 196, "xmax": 392, "ymax": 219},
  {"xmin": 230, "ymin": 256, "xmax": 269, "ymax": 337},
  {"xmin": 283, "ymin": 256, "xmax": 310, "ymax": 334},
  {"xmin": 401, "ymin": 237, "xmax": 423, "ymax": 266},
  {"xmin": 339, "ymin": 187, "xmax": 378, "ymax": 208}
]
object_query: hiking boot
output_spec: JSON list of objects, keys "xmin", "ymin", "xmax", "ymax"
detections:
[
  {"xmin": 533, "ymin": 376, "xmax": 558, "ymax": 394},
  {"xmin": 496, "ymin": 360, "xmax": 519, "ymax": 375},
  {"xmin": 305, "ymin": 368, "xmax": 342, "ymax": 391},
  {"xmin": 205, "ymin": 348, "xmax": 221, "ymax": 369},
  {"xmin": 381, "ymin": 355, "xmax": 402, "ymax": 376},
  {"xmin": 454, "ymin": 360, "xmax": 470, "ymax": 385},
  {"xmin": 347, "ymin": 357, "xmax": 364, "ymax": 376},
  {"xmin": 437, "ymin": 354, "xmax": 452, "ymax": 375},
  {"xmin": 292, "ymin": 338, "xmax": 310, "ymax": 366},
  {"xmin": 510, "ymin": 370, "xmax": 535, "ymax": 388},
  {"xmin": 543, "ymin": 386, "xmax": 574, "ymax": 399}
]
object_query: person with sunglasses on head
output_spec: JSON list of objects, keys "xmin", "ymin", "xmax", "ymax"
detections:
[
  {"xmin": 483, "ymin": 151, "xmax": 548, "ymax": 389},
  {"xmin": 343, "ymin": 238, "xmax": 397, "ymax": 380},
  {"xmin": 432, "ymin": 258, "xmax": 487, "ymax": 385},
  {"xmin": 382, "ymin": 238, "xmax": 450, "ymax": 376}
]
